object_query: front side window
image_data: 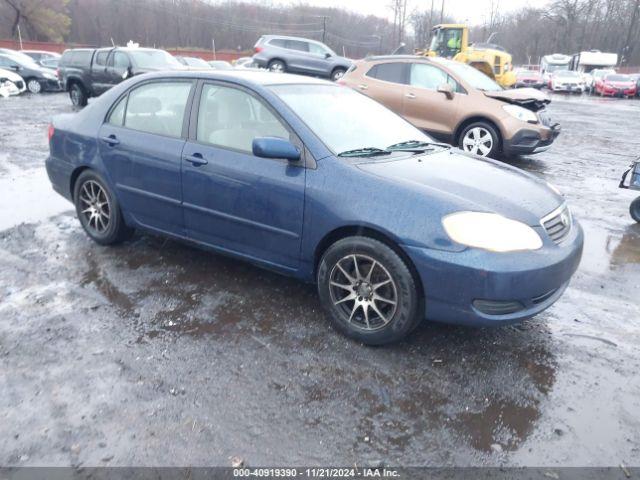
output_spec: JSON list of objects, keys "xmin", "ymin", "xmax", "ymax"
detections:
[
  {"xmin": 309, "ymin": 43, "xmax": 330, "ymax": 56},
  {"xmin": 113, "ymin": 52, "xmax": 129, "ymax": 70},
  {"xmin": 366, "ymin": 62, "xmax": 406, "ymax": 84},
  {"xmin": 124, "ymin": 81, "xmax": 192, "ymax": 138},
  {"xmin": 95, "ymin": 51, "xmax": 109, "ymax": 66},
  {"xmin": 410, "ymin": 63, "xmax": 449, "ymax": 90},
  {"xmin": 197, "ymin": 84, "xmax": 289, "ymax": 153}
]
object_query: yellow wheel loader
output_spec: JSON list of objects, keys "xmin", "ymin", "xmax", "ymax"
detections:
[{"xmin": 417, "ymin": 24, "xmax": 516, "ymax": 88}]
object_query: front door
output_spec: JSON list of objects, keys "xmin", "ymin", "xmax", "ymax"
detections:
[
  {"xmin": 181, "ymin": 82, "xmax": 305, "ymax": 270},
  {"xmin": 98, "ymin": 80, "xmax": 194, "ymax": 234},
  {"xmin": 105, "ymin": 51, "xmax": 131, "ymax": 88},
  {"xmin": 403, "ymin": 63, "xmax": 461, "ymax": 137}
]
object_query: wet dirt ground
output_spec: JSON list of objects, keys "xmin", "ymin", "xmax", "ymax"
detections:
[{"xmin": 0, "ymin": 92, "xmax": 639, "ymax": 468}]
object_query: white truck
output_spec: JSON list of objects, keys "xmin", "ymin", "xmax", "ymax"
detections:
[
  {"xmin": 569, "ymin": 50, "xmax": 618, "ymax": 90},
  {"xmin": 540, "ymin": 54, "xmax": 571, "ymax": 85}
]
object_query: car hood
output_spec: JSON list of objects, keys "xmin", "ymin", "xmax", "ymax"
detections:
[
  {"xmin": 484, "ymin": 87, "xmax": 550, "ymax": 111},
  {"xmin": 606, "ymin": 81, "xmax": 634, "ymax": 87},
  {"xmin": 356, "ymin": 149, "xmax": 561, "ymax": 226}
]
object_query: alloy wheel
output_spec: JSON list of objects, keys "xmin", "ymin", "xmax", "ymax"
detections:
[
  {"xmin": 27, "ymin": 79, "xmax": 42, "ymax": 94},
  {"xmin": 462, "ymin": 127, "xmax": 493, "ymax": 157},
  {"xmin": 79, "ymin": 180, "xmax": 111, "ymax": 234},
  {"xmin": 269, "ymin": 62, "xmax": 284, "ymax": 73},
  {"xmin": 328, "ymin": 254, "xmax": 398, "ymax": 331}
]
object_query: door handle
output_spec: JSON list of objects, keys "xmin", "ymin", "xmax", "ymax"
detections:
[
  {"xmin": 100, "ymin": 135, "xmax": 120, "ymax": 146},
  {"xmin": 358, "ymin": 84, "xmax": 368, "ymax": 90},
  {"xmin": 183, "ymin": 153, "xmax": 208, "ymax": 166},
  {"xmin": 405, "ymin": 92, "xmax": 416, "ymax": 99}
]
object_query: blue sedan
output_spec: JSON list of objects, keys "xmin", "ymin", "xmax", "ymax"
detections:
[{"xmin": 46, "ymin": 70, "xmax": 583, "ymax": 345}]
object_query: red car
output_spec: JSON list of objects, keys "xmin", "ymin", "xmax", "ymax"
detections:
[
  {"xmin": 595, "ymin": 74, "xmax": 637, "ymax": 97},
  {"xmin": 514, "ymin": 68, "xmax": 544, "ymax": 89}
]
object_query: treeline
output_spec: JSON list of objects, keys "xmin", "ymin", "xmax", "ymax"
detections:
[
  {"xmin": 0, "ymin": 0, "xmax": 398, "ymax": 58},
  {"xmin": 1, "ymin": 0, "xmax": 640, "ymax": 65}
]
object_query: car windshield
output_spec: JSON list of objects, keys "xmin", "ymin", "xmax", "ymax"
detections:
[
  {"xmin": 129, "ymin": 50, "xmax": 181, "ymax": 69},
  {"xmin": 606, "ymin": 74, "xmax": 630, "ymax": 82},
  {"xmin": 270, "ymin": 84, "xmax": 434, "ymax": 155},
  {"xmin": 182, "ymin": 57, "xmax": 209, "ymax": 68},
  {"xmin": 441, "ymin": 61, "xmax": 502, "ymax": 91}
]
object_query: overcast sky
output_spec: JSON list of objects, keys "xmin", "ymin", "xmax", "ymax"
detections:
[{"xmin": 276, "ymin": 0, "xmax": 550, "ymax": 25}]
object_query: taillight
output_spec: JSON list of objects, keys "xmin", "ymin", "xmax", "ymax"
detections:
[
  {"xmin": 48, "ymin": 124, "xmax": 54, "ymax": 142},
  {"xmin": 254, "ymin": 46, "xmax": 263, "ymax": 53}
]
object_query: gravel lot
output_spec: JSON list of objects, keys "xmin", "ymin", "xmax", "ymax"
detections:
[{"xmin": 0, "ymin": 91, "xmax": 639, "ymax": 468}]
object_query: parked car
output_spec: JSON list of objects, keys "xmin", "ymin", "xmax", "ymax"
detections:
[
  {"xmin": 39, "ymin": 57, "xmax": 59, "ymax": 70},
  {"xmin": 339, "ymin": 55, "xmax": 560, "ymax": 158},
  {"xmin": 21, "ymin": 49, "xmax": 61, "ymax": 67},
  {"xmin": 629, "ymin": 74, "xmax": 640, "ymax": 97},
  {"xmin": 594, "ymin": 73, "xmax": 637, "ymax": 98},
  {"xmin": 589, "ymin": 68, "xmax": 616, "ymax": 93},
  {"xmin": 549, "ymin": 70, "xmax": 585, "ymax": 93},
  {"xmin": 208, "ymin": 60, "xmax": 233, "ymax": 70},
  {"xmin": 0, "ymin": 67, "xmax": 26, "ymax": 94},
  {"xmin": 58, "ymin": 47, "xmax": 183, "ymax": 106},
  {"xmin": 45, "ymin": 70, "xmax": 583, "ymax": 345},
  {"xmin": 175, "ymin": 56, "xmax": 211, "ymax": 69},
  {"xmin": 514, "ymin": 68, "xmax": 544, "ymax": 89},
  {"xmin": 234, "ymin": 57, "xmax": 255, "ymax": 69},
  {"xmin": 252, "ymin": 35, "xmax": 352, "ymax": 81},
  {"xmin": 0, "ymin": 53, "xmax": 60, "ymax": 93}
]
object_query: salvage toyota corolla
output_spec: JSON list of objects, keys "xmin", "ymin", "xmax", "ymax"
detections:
[{"xmin": 46, "ymin": 71, "xmax": 584, "ymax": 345}]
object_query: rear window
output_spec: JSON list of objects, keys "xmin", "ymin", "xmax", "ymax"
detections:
[
  {"xmin": 61, "ymin": 50, "xmax": 93, "ymax": 67},
  {"xmin": 366, "ymin": 63, "xmax": 406, "ymax": 84}
]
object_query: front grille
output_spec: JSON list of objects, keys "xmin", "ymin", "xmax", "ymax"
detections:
[
  {"xmin": 542, "ymin": 205, "xmax": 572, "ymax": 244},
  {"xmin": 532, "ymin": 288, "xmax": 558, "ymax": 305}
]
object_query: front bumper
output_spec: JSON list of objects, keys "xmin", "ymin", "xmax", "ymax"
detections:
[
  {"xmin": 552, "ymin": 84, "xmax": 584, "ymax": 92},
  {"xmin": 404, "ymin": 219, "xmax": 584, "ymax": 326},
  {"xmin": 601, "ymin": 87, "xmax": 636, "ymax": 97},
  {"xmin": 40, "ymin": 78, "xmax": 63, "ymax": 92},
  {"xmin": 503, "ymin": 122, "xmax": 561, "ymax": 156}
]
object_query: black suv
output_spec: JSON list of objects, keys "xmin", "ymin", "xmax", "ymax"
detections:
[{"xmin": 58, "ymin": 47, "xmax": 183, "ymax": 106}]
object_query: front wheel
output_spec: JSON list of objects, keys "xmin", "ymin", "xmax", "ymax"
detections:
[
  {"xmin": 26, "ymin": 78, "xmax": 42, "ymax": 94},
  {"xmin": 631, "ymin": 197, "xmax": 640, "ymax": 223},
  {"xmin": 317, "ymin": 237, "xmax": 421, "ymax": 345},
  {"xmin": 69, "ymin": 83, "xmax": 88, "ymax": 107},
  {"xmin": 459, "ymin": 122, "xmax": 500, "ymax": 158},
  {"xmin": 74, "ymin": 170, "xmax": 134, "ymax": 245},
  {"xmin": 331, "ymin": 68, "xmax": 346, "ymax": 81}
]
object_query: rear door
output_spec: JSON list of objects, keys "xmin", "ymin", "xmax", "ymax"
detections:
[
  {"xmin": 403, "ymin": 62, "xmax": 461, "ymax": 136},
  {"xmin": 98, "ymin": 79, "xmax": 194, "ymax": 234},
  {"xmin": 181, "ymin": 81, "xmax": 305, "ymax": 269},
  {"xmin": 356, "ymin": 62, "xmax": 407, "ymax": 114}
]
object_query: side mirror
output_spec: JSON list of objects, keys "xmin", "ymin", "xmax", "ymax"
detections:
[
  {"xmin": 324, "ymin": 52, "xmax": 332, "ymax": 59},
  {"xmin": 122, "ymin": 67, "xmax": 132, "ymax": 79},
  {"xmin": 10, "ymin": 65, "xmax": 20, "ymax": 71},
  {"xmin": 437, "ymin": 83, "xmax": 454, "ymax": 99},
  {"xmin": 252, "ymin": 137, "xmax": 301, "ymax": 162}
]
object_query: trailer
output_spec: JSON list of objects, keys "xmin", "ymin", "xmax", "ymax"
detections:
[
  {"xmin": 540, "ymin": 53, "xmax": 571, "ymax": 84},
  {"xmin": 569, "ymin": 50, "xmax": 618, "ymax": 89}
]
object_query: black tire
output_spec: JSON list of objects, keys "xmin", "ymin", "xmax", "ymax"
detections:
[
  {"xmin": 331, "ymin": 68, "xmax": 346, "ymax": 82},
  {"xmin": 73, "ymin": 170, "xmax": 134, "ymax": 245},
  {"xmin": 317, "ymin": 236, "xmax": 421, "ymax": 345},
  {"xmin": 69, "ymin": 82, "xmax": 88, "ymax": 107},
  {"xmin": 458, "ymin": 121, "xmax": 501, "ymax": 158},
  {"xmin": 268, "ymin": 59, "xmax": 286, "ymax": 73},
  {"xmin": 631, "ymin": 197, "xmax": 640, "ymax": 223},
  {"xmin": 26, "ymin": 78, "xmax": 42, "ymax": 94}
]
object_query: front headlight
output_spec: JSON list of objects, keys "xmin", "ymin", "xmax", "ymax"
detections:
[
  {"xmin": 442, "ymin": 212, "xmax": 543, "ymax": 252},
  {"xmin": 503, "ymin": 104, "xmax": 537, "ymax": 123},
  {"xmin": 546, "ymin": 181, "xmax": 562, "ymax": 196}
]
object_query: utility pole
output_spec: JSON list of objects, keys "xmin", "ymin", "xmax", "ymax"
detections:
[
  {"xmin": 322, "ymin": 16, "xmax": 328, "ymax": 43},
  {"xmin": 440, "ymin": 0, "xmax": 445, "ymax": 23}
]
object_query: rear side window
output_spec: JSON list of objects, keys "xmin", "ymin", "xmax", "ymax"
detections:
[
  {"xmin": 366, "ymin": 63, "xmax": 406, "ymax": 84},
  {"xmin": 285, "ymin": 40, "xmax": 309, "ymax": 52},
  {"xmin": 70, "ymin": 50, "xmax": 92, "ymax": 66},
  {"xmin": 123, "ymin": 81, "xmax": 192, "ymax": 138},
  {"xmin": 269, "ymin": 39, "xmax": 287, "ymax": 48},
  {"xmin": 108, "ymin": 96, "xmax": 127, "ymax": 126},
  {"xmin": 95, "ymin": 51, "xmax": 109, "ymax": 66}
]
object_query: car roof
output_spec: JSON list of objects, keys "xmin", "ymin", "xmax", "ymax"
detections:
[
  {"xmin": 262, "ymin": 34, "xmax": 325, "ymax": 44},
  {"xmin": 133, "ymin": 69, "xmax": 332, "ymax": 87}
]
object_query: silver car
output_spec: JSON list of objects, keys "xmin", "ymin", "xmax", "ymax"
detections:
[{"xmin": 252, "ymin": 35, "xmax": 352, "ymax": 81}]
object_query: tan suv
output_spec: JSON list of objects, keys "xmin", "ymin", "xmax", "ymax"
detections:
[{"xmin": 339, "ymin": 55, "xmax": 560, "ymax": 158}]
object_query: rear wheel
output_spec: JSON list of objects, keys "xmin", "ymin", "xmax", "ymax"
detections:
[
  {"xmin": 268, "ymin": 60, "xmax": 286, "ymax": 73},
  {"xmin": 459, "ymin": 121, "xmax": 500, "ymax": 158},
  {"xmin": 630, "ymin": 197, "xmax": 640, "ymax": 223},
  {"xmin": 74, "ymin": 170, "xmax": 133, "ymax": 245},
  {"xmin": 317, "ymin": 237, "xmax": 421, "ymax": 345},
  {"xmin": 26, "ymin": 78, "xmax": 42, "ymax": 94},
  {"xmin": 331, "ymin": 68, "xmax": 346, "ymax": 81},
  {"xmin": 69, "ymin": 83, "xmax": 88, "ymax": 107}
]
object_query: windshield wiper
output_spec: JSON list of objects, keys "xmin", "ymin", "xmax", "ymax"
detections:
[
  {"xmin": 337, "ymin": 147, "xmax": 391, "ymax": 157},
  {"xmin": 386, "ymin": 140, "xmax": 450, "ymax": 152}
]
